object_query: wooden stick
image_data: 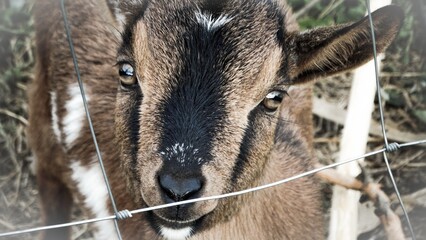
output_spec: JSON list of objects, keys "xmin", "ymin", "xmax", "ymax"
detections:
[
  {"xmin": 328, "ymin": 61, "xmax": 378, "ymax": 240},
  {"xmin": 328, "ymin": 1, "xmax": 391, "ymax": 239}
]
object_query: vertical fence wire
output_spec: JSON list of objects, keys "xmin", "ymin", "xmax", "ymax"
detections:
[
  {"xmin": 59, "ymin": 0, "xmax": 123, "ymax": 239},
  {"xmin": 0, "ymin": 1, "xmax": 424, "ymax": 239},
  {"xmin": 365, "ymin": 0, "xmax": 416, "ymax": 238}
]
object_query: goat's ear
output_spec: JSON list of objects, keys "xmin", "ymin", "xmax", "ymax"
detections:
[{"xmin": 286, "ymin": 5, "xmax": 404, "ymax": 84}]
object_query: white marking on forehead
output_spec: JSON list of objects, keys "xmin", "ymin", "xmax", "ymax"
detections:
[
  {"xmin": 70, "ymin": 159, "xmax": 117, "ymax": 240},
  {"xmin": 50, "ymin": 91, "xmax": 61, "ymax": 142},
  {"xmin": 160, "ymin": 227, "xmax": 192, "ymax": 240},
  {"xmin": 195, "ymin": 11, "xmax": 233, "ymax": 32},
  {"xmin": 63, "ymin": 83, "xmax": 89, "ymax": 149}
]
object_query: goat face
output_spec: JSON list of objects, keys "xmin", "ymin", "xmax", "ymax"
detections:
[
  {"xmin": 113, "ymin": 0, "xmax": 403, "ymax": 236},
  {"xmin": 115, "ymin": 1, "xmax": 290, "ymax": 232}
]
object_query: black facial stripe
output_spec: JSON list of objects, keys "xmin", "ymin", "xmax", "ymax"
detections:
[
  {"xmin": 230, "ymin": 113, "xmax": 308, "ymax": 189},
  {"xmin": 275, "ymin": 9, "xmax": 286, "ymax": 47},
  {"xmin": 157, "ymin": 16, "xmax": 230, "ymax": 168},
  {"xmin": 119, "ymin": 23, "xmax": 134, "ymax": 58},
  {"xmin": 274, "ymin": 118, "xmax": 310, "ymax": 169},
  {"xmin": 230, "ymin": 108, "xmax": 258, "ymax": 185},
  {"xmin": 274, "ymin": 117, "xmax": 303, "ymax": 149},
  {"xmin": 128, "ymin": 89, "xmax": 143, "ymax": 173}
]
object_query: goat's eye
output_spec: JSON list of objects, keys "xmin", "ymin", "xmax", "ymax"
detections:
[
  {"xmin": 262, "ymin": 90, "xmax": 286, "ymax": 113},
  {"xmin": 118, "ymin": 63, "xmax": 137, "ymax": 86}
]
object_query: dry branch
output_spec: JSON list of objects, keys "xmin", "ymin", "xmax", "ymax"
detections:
[
  {"xmin": 316, "ymin": 166, "xmax": 405, "ymax": 240},
  {"xmin": 0, "ymin": 218, "xmax": 14, "ymax": 230},
  {"xmin": 313, "ymin": 97, "xmax": 426, "ymax": 144},
  {"xmin": 0, "ymin": 109, "xmax": 28, "ymax": 125}
]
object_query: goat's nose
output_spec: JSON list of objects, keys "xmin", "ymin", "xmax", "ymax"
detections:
[{"xmin": 158, "ymin": 174, "xmax": 203, "ymax": 202}]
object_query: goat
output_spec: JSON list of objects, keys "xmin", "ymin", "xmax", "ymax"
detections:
[{"xmin": 28, "ymin": 0, "xmax": 403, "ymax": 239}]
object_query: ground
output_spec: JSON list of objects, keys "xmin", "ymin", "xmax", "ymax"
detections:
[{"xmin": 0, "ymin": 0, "xmax": 425, "ymax": 239}]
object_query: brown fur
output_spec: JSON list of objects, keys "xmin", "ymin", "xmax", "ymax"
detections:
[{"xmin": 28, "ymin": 0, "xmax": 403, "ymax": 239}]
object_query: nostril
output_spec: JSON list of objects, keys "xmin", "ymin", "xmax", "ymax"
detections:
[
  {"xmin": 158, "ymin": 174, "xmax": 203, "ymax": 202},
  {"xmin": 162, "ymin": 185, "xmax": 178, "ymax": 202}
]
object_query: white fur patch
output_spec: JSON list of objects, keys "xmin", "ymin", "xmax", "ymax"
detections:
[
  {"xmin": 63, "ymin": 83, "xmax": 88, "ymax": 149},
  {"xmin": 195, "ymin": 11, "xmax": 232, "ymax": 31},
  {"xmin": 50, "ymin": 91, "xmax": 61, "ymax": 142},
  {"xmin": 160, "ymin": 227, "xmax": 192, "ymax": 240},
  {"xmin": 70, "ymin": 160, "xmax": 117, "ymax": 240}
]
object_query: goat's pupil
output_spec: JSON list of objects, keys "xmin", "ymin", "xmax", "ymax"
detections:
[{"xmin": 119, "ymin": 63, "xmax": 134, "ymax": 77}]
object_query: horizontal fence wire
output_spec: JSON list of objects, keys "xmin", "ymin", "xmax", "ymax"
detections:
[
  {"xmin": 1, "ymin": 144, "xmax": 425, "ymax": 238},
  {"xmin": 0, "ymin": 0, "xmax": 425, "ymax": 239}
]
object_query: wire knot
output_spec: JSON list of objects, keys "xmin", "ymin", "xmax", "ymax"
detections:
[
  {"xmin": 386, "ymin": 142, "xmax": 400, "ymax": 153},
  {"xmin": 116, "ymin": 209, "xmax": 132, "ymax": 220}
]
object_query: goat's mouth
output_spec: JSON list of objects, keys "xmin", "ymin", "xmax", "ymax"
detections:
[
  {"xmin": 149, "ymin": 211, "xmax": 204, "ymax": 235},
  {"xmin": 151, "ymin": 209, "xmax": 203, "ymax": 229}
]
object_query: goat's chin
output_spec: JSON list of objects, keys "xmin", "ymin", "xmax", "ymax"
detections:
[{"xmin": 159, "ymin": 226, "xmax": 193, "ymax": 240}]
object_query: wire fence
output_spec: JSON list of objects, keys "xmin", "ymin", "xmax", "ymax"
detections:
[{"xmin": 1, "ymin": 0, "xmax": 425, "ymax": 239}]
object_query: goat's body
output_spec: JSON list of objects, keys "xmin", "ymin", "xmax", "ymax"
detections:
[
  {"xmin": 29, "ymin": 0, "xmax": 120, "ymax": 238},
  {"xmin": 29, "ymin": 0, "xmax": 402, "ymax": 239}
]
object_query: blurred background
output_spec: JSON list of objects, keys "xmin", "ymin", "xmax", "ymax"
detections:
[{"xmin": 0, "ymin": 0, "xmax": 425, "ymax": 239}]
